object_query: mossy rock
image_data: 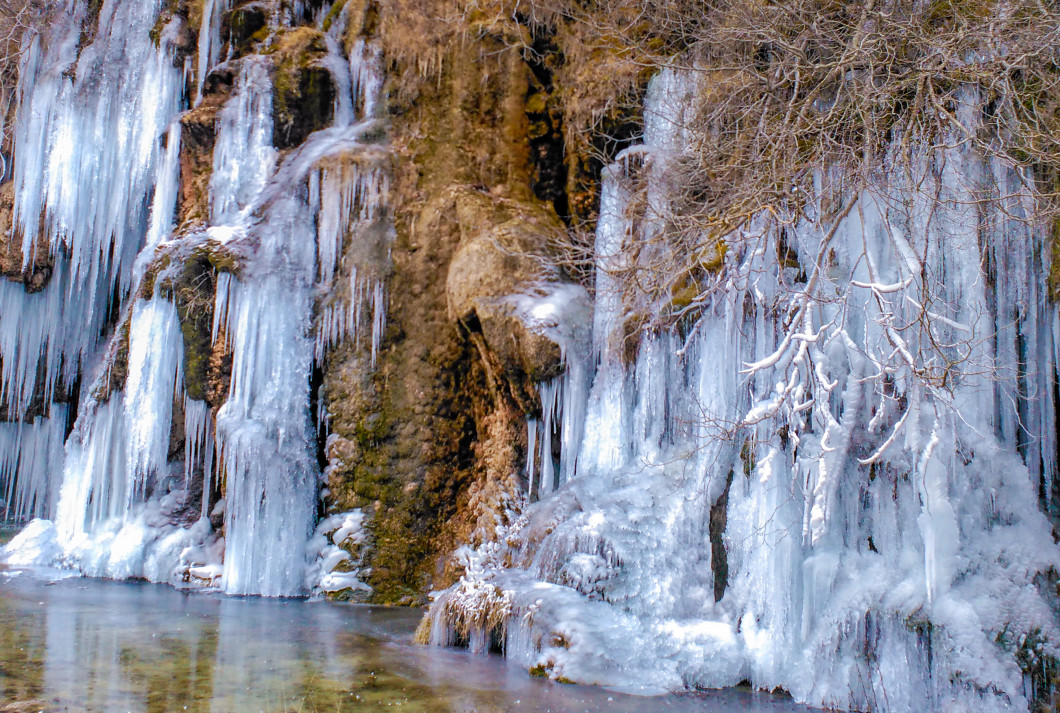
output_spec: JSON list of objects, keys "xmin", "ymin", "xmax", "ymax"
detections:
[
  {"xmin": 226, "ymin": 1, "xmax": 269, "ymax": 56},
  {"xmin": 171, "ymin": 256, "xmax": 217, "ymax": 403},
  {"xmin": 268, "ymin": 27, "xmax": 336, "ymax": 148},
  {"xmin": 138, "ymin": 235, "xmax": 238, "ymax": 404}
]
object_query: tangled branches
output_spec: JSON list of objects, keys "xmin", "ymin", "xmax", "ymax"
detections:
[{"xmin": 491, "ymin": 0, "xmax": 1060, "ymax": 314}]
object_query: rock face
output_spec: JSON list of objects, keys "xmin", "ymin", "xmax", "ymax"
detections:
[
  {"xmin": 321, "ymin": 11, "xmax": 583, "ymax": 600},
  {"xmin": 0, "ymin": 182, "xmax": 53, "ymax": 293}
]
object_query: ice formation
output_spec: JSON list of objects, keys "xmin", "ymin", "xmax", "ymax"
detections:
[
  {"xmin": 429, "ymin": 70, "xmax": 1060, "ymax": 712},
  {"xmin": 306, "ymin": 509, "xmax": 372, "ymax": 596},
  {"xmin": 1, "ymin": 0, "xmax": 388, "ymax": 598},
  {"xmin": 0, "ymin": 0, "xmax": 1056, "ymax": 709}
]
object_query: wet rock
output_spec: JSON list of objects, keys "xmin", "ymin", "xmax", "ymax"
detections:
[{"xmin": 226, "ymin": 1, "xmax": 269, "ymax": 56}]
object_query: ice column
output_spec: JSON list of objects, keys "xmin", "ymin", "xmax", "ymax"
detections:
[
  {"xmin": 123, "ymin": 299, "xmax": 184, "ymax": 511},
  {"xmin": 2, "ymin": 0, "xmax": 183, "ymax": 419}
]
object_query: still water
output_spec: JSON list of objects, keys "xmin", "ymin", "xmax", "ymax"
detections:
[{"xmin": 0, "ymin": 564, "xmax": 812, "ymax": 713}]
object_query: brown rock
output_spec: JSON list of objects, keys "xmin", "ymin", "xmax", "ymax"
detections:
[{"xmin": 0, "ymin": 182, "xmax": 54, "ymax": 293}]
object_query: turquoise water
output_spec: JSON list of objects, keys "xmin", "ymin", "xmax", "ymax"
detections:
[{"xmin": 0, "ymin": 566, "xmax": 811, "ymax": 713}]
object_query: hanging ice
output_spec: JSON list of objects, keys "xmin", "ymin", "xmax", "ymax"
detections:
[
  {"xmin": 430, "ymin": 69, "xmax": 1060, "ymax": 713},
  {"xmin": 0, "ymin": 0, "xmax": 183, "ymax": 422},
  {"xmin": 0, "ymin": 407, "xmax": 68, "ymax": 522},
  {"xmin": 123, "ymin": 299, "xmax": 184, "ymax": 510},
  {"xmin": 210, "ymin": 56, "xmax": 277, "ymax": 225}
]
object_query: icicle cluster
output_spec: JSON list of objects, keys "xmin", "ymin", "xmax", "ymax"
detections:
[
  {"xmin": 0, "ymin": 0, "xmax": 182, "ymax": 428},
  {"xmin": 0, "ymin": 407, "xmax": 67, "ymax": 522},
  {"xmin": 313, "ymin": 159, "xmax": 391, "ymax": 368},
  {"xmin": 3, "ymin": 0, "xmax": 392, "ymax": 599},
  {"xmin": 431, "ymin": 69, "xmax": 1060, "ymax": 713}
]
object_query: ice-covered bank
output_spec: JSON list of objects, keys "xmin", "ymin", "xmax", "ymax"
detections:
[{"xmin": 426, "ymin": 70, "xmax": 1060, "ymax": 712}]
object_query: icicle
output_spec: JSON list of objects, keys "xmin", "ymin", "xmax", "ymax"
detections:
[
  {"xmin": 213, "ymin": 124, "xmax": 392, "ymax": 596},
  {"xmin": 426, "ymin": 68, "xmax": 1060, "ymax": 713},
  {"xmin": 0, "ymin": 407, "xmax": 67, "ymax": 522},
  {"xmin": 217, "ymin": 272, "xmax": 318, "ymax": 596},
  {"xmin": 349, "ymin": 39, "xmax": 383, "ymax": 120},
  {"xmin": 210, "ymin": 56, "xmax": 277, "ymax": 225},
  {"xmin": 123, "ymin": 299, "xmax": 184, "ymax": 511},
  {"xmin": 0, "ymin": 0, "xmax": 183, "ymax": 423},
  {"xmin": 195, "ymin": 0, "xmax": 232, "ymax": 104},
  {"xmin": 137, "ymin": 122, "xmax": 182, "ymax": 281},
  {"xmin": 54, "ymin": 397, "xmax": 128, "ymax": 543},
  {"xmin": 183, "ymin": 397, "xmax": 215, "ymax": 520},
  {"xmin": 526, "ymin": 417, "xmax": 538, "ymax": 498},
  {"xmin": 313, "ymin": 161, "xmax": 392, "ymax": 366}
]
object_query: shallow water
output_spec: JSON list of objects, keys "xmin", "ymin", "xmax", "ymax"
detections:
[{"xmin": 0, "ymin": 567, "xmax": 813, "ymax": 713}]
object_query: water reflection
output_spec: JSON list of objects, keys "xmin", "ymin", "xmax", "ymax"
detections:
[{"xmin": 0, "ymin": 568, "xmax": 812, "ymax": 713}]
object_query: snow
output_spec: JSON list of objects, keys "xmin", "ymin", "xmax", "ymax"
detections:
[
  {"xmin": 306, "ymin": 510, "xmax": 371, "ymax": 596},
  {"xmin": 3, "ymin": 519, "xmax": 62, "ymax": 567}
]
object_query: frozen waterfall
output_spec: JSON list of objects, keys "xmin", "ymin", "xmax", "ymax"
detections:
[
  {"xmin": 430, "ymin": 69, "xmax": 1060, "ymax": 713},
  {"xmin": 1, "ymin": 0, "xmax": 392, "ymax": 598}
]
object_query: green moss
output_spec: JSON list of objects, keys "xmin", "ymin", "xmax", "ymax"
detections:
[
  {"xmin": 322, "ymin": 0, "xmax": 348, "ymax": 32},
  {"xmin": 268, "ymin": 28, "xmax": 335, "ymax": 148}
]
